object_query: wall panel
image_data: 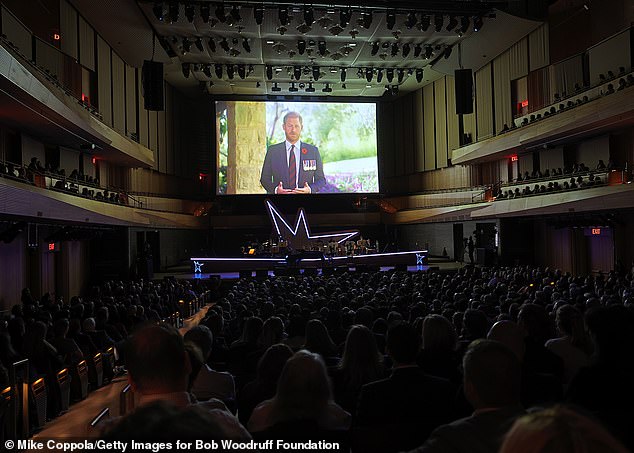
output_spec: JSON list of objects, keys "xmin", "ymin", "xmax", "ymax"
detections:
[
  {"xmin": 434, "ymin": 78, "xmax": 448, "ymax": 168},
  {"xmin": 475, "ymin": 63, "xmax": 493, "ymax": 140},
  {"xmin": 111, "ymin": 53, "xmax": 125, "ymax": 133},
  {"xmin": 78, "ymin": 16, "xmax": 95, "ymax": 71},
  {"xmin": 423, "ymin": 84, "xmax": 435, "ymax": 171},
  {"xmin": 97, "ymin": 36, "xmax": 112, "ymax": 126},
  {"xmin": 1, "ymin": 5, "xmax": 32, "ymax": 60},
  {"xmin": 59, "ymin": 0, "xmax": 78, "ymax": 59}
]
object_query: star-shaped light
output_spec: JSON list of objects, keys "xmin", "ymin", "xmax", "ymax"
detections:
[
  {"xmin": 193, "ymin": 261, "xmax": 204, "ymax": 273},
  {"xmin": 416, "ymin": 253, "xmax": 424, "ymax": 265},
  {"xmin": 266, "ymin": 200, "xmax": 358, "ymax": 250}
]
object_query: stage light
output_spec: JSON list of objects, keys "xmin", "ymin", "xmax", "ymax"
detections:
[
  {"xmin": 214, "ymin": 63, "xmax": 223, "ymax": 79},
  {"xmin": 182, "ymin": 63, "xmax": 190, "ymax": 78},
  {"xmin": 443, "ymin": 46, "xmax": 452, "ymax": 59},
  {"xmin": 323, "ymin": 83, "xmax": 332, "ymax": 93},
  {"xmin": 371, "ymin": 42, "xmax": 380, "ymax": 56},
  {"xmin": 208, "ymin": 38, "xmax": 216, "ymax": 52},
  {"xmin": 242, "ymin": 38, "xmax": 251, "ymax": 53},
  {"xmin": 306, "ymin": 82, "xmax": 315, "ymax": 93},
  {"xmin": 391, "ymin": 42, "xmax": 399, "ymax": 57},
  {"xmin": 434, "ymin": 14, "xmax": 444, "ymax": 32},
  {"xmin": 340, "ymin": 7, "xmax": 351, "ymax": 28},
  {"xmin": 194, "ymin": 37, "xmax": 203, "ymax": 52},
  {"xmin": 230, "ymin": 5, "xmax": 241, "ymax": 23},
  {"xmin": 391, "ymin": 84, "xmax": 399, "ymax": 95},
  {"xmin": 419, "ymin": 14, "xmax": 430, "ymax": 31},
  {"xmin": 152, "ymin": 2, "xmax": 164, "ymax": 21},
  {"xmin": 446, "ymin": 16, "xmax": 458, "ymax": 32},
  {"xmin": 361, "ymin": 12, "xmax": 373, "ymax": 29},
  {"xmin": 414, "ymin": 43, "xmax": 422, "ymax": 58},
  {"xmin": 366, "ymin": 67, "xmax": 373, "ymax": 82},
  {"xmin": 304, "ymin": 6, "xmax": 314, "ymax": 25},
  {"xmin": 377, "ymin": 68, "xmax": 384, "ymax": 83},
  {"xmin": 340, "ymin": 67, "xmax": 347, "ymax": 82},
  {"xmin": 298, "ymin": 40, "xmax": 307, "ymax": 55},
  {"xmin": 185, "ymin": 3, "xmax": 195, "ymax": 22},
  {"xmin": 289, "ymin": 82, "xmax": 298, "ymax": 92},
  {"xmin": 406, "ymin": 12, "xmax": 417, "ymax": 29},
  {"xmin": 279, "ymin": 6, "xmax": 289, "ymax": 26},
  {"xmin": 402, "ymin": 43, "xmax": 411, "ymax": 58},
  {"xmin": 200, "ymin": 4, "xmax": 210, "ymax": 23},
  {"xmin": 386, "ymin": 11, "xmax": 396, "ymax": 30},
  {"xmin": 266, "ymin": 65, "xmax": 273, "ymax": 80},
  {"xmin": 226, "ymin": 64, "xmax": 234, "ymax": 80},
  {"xmin": 271, "ymin": 82, "xmax": 281, "ymax": 92},
  {"xmin": 215, "ymin": 4, "xmax": 226, "ymax": 23},
  {"xmin": 386, "ymin": 67, "xmax": 394, "ymax": 83},
  {"xmin": 473, "ymin": 16, "xmax": 483, "ymax": 32},
  {"xmin": 254, "ymin": 5, "xmax": 264, "ymax": 25},
  {"xmin": 182, "ymin": 37, "xmax": 191, "ymax": 53},
  {"xmin": 397, "ymin": 68, "xmax": 405, "ymax": 84},
  {"xmin": 237, "ymin": 64, "xmax": 246, "ymax": 79},
  {"xmin": 168, "ymin": 1, "xmax": 179, "ymax": 23},
  {"xmin": 416, "ymin": 68, "xmax": 424, "ymax": 83},
  {"xmin": 312, "ymin": 66, "xmax": 321, "ymax": 81},
  {"xmin": 220, "ymin": 38, "xmax": 230, "ymax": 53},
  {"xmin": 202, "ymin": 64, "xmax": 212, "ymax": 78},
  {"xmin": 294, "ymin": 65, "xmax": 302, "ymax": 80},
  {"xmin": 318, "ymin": 41, "xmax": 327, "ymax": 56},
  {"xmin": 424, "ymin": 45, "xmax": 433, "ymax": 59},
  {"xmin": 460, "ymin": 16, "xmax": 470, "ymax": 33}
]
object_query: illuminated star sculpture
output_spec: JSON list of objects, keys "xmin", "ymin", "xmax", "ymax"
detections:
[
  {"xmin": 416, "ymin": 253, "xmax": 425, "ymax": 265},
  {"xmin": 193, "ymin": 261, "xmax": 204, "ymax": 273},
  {"xmin": 266, "ymin": 200, "xmax": 359, "ymax": 250}
]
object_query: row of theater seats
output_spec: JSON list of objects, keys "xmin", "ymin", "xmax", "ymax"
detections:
[{"xmin": 496, "ymin": 171, "xmax": 610, "ymax": 200}]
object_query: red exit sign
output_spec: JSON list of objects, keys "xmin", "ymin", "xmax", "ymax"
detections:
[
  {"xmin": 591, "ymin": 228, "xmax": 601, "ymax": 235},
  {"xmin": 510, "ymin": 155, "xmax": 518, "ymax": 162},
  {"xmin": 521, "ymin": 100, "xmax": 529, "ymax": 108}
]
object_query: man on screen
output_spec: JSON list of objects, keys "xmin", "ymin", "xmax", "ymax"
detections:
[{"xmin": 260, "ymin": 111, "xmax": 326, "ymax": 194}]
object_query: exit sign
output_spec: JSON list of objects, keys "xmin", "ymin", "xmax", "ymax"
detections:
[{"xmin": 591, "ymin": 228, "xmax": 601, "ymax": 235}]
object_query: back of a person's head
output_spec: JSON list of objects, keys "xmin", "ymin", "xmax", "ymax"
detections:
[
  {"xmin": 340, "ymin": 325, "xmax": 382, "ymax": 387},
  {"xmin": 422, "ymin": 314, "xmax": 457, "ymax": 352},
  {"xmin": 257, "ymin": 343, "xmax": 293, "ymax": 384},
  {"xmin": 518, "ymin": 303, "xmax": 551, "ymax": 343},
  {"xmin": 183, "ymin": 325, "xmax": 213, "ymax": 360},
  {"xmin": 83, "ymin": 317, "xmax": 96, "ymax": 332},
  {"xmin": 354, "ymin": 307, "xmax": 374, "ymax": 329},
  {"xmin": 304, "ymin": 319, "xmax": 334, "ymax": 353},
  {"xmin": 500, "ymin": 405, "xmax": 629, "ymax": 453},
  {"xmin": 462, "ymin": 309, "xmax": 489, "ymax": 340},
  {"xmin": 53, "ymin": 318, "xmax": 70, "ymax": 338},
  {"xmin": 258, "ymin": 316, "xmax": 284, "ymax": 349},
  {"xmin": 487, "ymin": 320, "xmax": 526, "ymax": 362},
  {"xmin": 463, "ymin": 339, "xmax": 521, "ymax": 409},
  {"xmin": 386, "ymin": 322, "xmax": 420, "ymax": 365},
  {"xmin": 241, "ymin": 317, "xmax": 263, "ymax": 344},
  {"xmin": 272, "ymin": 350, "xmax": 332, "ymax": 422},
  {"xmin": 125, "ymin": 324, "xmax": 189, "ymax": 394}
]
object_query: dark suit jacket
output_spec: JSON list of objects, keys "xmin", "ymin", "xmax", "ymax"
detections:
[{"xmin": 260, "ymin": 142, "xmax": 326, "ymax": 193}]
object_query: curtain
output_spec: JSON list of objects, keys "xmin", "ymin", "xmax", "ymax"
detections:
[
  {"xmin": 527, "ymin": 67, "xmax": 550, "ymax": 113},
  {"xmin": 529, "ymin": 24, "xmax": 550, "ymax": 71},
  {"xmin": 97, "ymin": 36, "xmax": 112, "ymax": 125},
  {"xmin": 588, "ymin": 29, "xmax": 631, "ymax": 85},
  {"xmin": 493, "ymin": 52, "xmax": 512, "ymax": 134},
  {"xmin": 434, "ymin": 78, "xmax": 448, "ymax": 168},
  {"xmin": 125, "ymin": 65, "xmax": 137, "ymax": 136},
  {"xmin": 137, "ymin": 69, "xmax": 149, "ymax": 148},
  {"xmin": 111, "ymin": 53, "xmax": 126, "ymax": 133},
  {"xmin": 1, "ymin": 5, "xmax": 32, "ymax": 60},
  {"xmin": 476, "ymin": 63, "xmax": 493, "ymax": 140},
  {"xmin": 60, "ymin": 0, "xmax": 78, "ymax": 59},
  {"xmin": 549, "ymin": 54, "xmax": 584, "ymax": 101},
  {"xmin": 509, "ymin": 38, "xmax": 529, "ymax": 80},
  {"xmin": 445, "ymin": 76, "xmax": 460, "ymax": 152},
  {"xmin": 423, "ymin": 84, "xmax": 436, "ymax": 171},
  {"xmin": 78, "ymin": 16, "xmax": 95, "ymax": 71},
  {"xmin": 414, "ymin": 89, "xmax": 425, "ymax": 172}
]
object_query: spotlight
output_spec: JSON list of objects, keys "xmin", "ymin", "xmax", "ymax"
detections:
[
  {"xmin": 397, "ymin": 68, "xmax": 405, "ymax": 84},
  {"xmin": 152, "ymin": 2, "xmax": 164, "ymax": 21},
  {"xmin": 415, "ymin": 68, "xmax": 423, "ymax": 83},
  {"xmin": 207, "ymin": 38, "xmax": 216, "ymax": 52},
  {"xmin": 272, "ymin": 82, "xmax": 281, "ymax": 92},
  {"xmin": 182, "ymin": 37, "xmax": 191, "ymax": 53},
  {"xmin": 434, "ymin": 14, "xmax": 444, "ymax": 32},
  {"xmin": 402, "ymin": 43, "xmax": 411, "ymax": 58},
  {"xmin": 279, "ymin": 6, "xmax": 289, "ymax": 26},
  {"xmin": 215, "ymin": 4, "xmax": 226, "ymax": 23},
  {"xmin": 254, "ymin": 5, "xmax": 264, "ymax": 25},
  {"xmin": 443, "ymin": 46, "xmax": 452, "ymax": 59},
  {"xmin": 391, "ymin": 42, "xmax": 399, "ymax": 57},
  {"xmin": 424, "ymin": 45, "xmax": 433, "ymax": 59},
  {"xmin": 168, "ymin": 1, "xmax": 179, "ymax": 23},
  {"xmin": 365, "ymin": 67, "xmax": 373, "ymax": 82},
  {"xmin": 406, "ymin": 12, "xmax": 417, "ymax": 29},
  {"xmin": 306, "ymin": 82, "xmax": 315, "ymax": 93},
  {"xmin": 237, "ymin": 64, "xmax": 246, "ymax": 79},
  {"xmin": 473, "ymin": 16, "xmax": 483, "ymax": 32},
  {"xmin": 298, "ymin": 40, "xmax": 307, "ymax": 55},
  {"xmin": 304, "ymin": 6, "xmax": 314, "ymax": 26},
  {"xmin": 446, "ymin": 16, "xmax": 458, "ymax": 32},
  {"xmin": 460, "ymin": 16, "xmax": 470, "ymax": 33},
  {"xmin": 194, "ymin": 37, "xmax": 203, "ymax": 52},
  {"xmin": 220, "ymin": 38, "xmax": 230, "ymax": 53},
  {"xmin": 200, "ymin": 4, "xmax": 210, "ymax": 23},
  {"xmin": 340, "ymin": 67, "xmax": 347, "ymax": 82},
  {"xmin": 230, "ymin": 5, "xmax": 241, "ymax": 23},
  {"xmin": 386, "ymin": 11, "xmax": 396, "ymax": 30},
  {"xmin": 266, "ymin": 65, "xmax": 273, "ymax": 80},
  {"xmin": 214, "ymin": 64, "xmax": 223, "ymax": 79},
  {"xmin": 361, "ymin": 12, "xmax": 373, "ymax": 29},
  {"xmin": 419, "ymin": 14, "xmax": 430, "ymax": 31},
  {"xmin": 414, "ymin": 43, "xmax": 422, "ymax": 57},
  {"xmin": 340, "ymin": 7, "xmax": 351, "ymax": 28},
  {"xmin": 386, "ymin": 68, "xmax": 394, "ymax": 83},
  {"xmin": 294, "ymin": 65, "xmax": 302, "ymax": 80},
  {"xmin": 181, "ymin": 63, "xmax": 190, "ymax": 78},
  {"xmin": 377, "ymin": 69, "xmax": 384, "ymax": 83},
  {"xmin": 289, "ymin": 82, "xmax": 298, "ymax": 92},
  {"xmin": 226, "ymin": 64, "xmax": 234, "ymax": 80},
  {"xmin": 323, "ymin": 83, "xmax": 332, "ymax": 93},
  {"xmin": 242, "ymin": 38, "xmax": 251, "ymax": 53},
  {"xmin": 185, "ymin": 3, "xmax": 195, "ymax": 22},
  {"xmin": 312, "ymin": 66, "xmax": 320, "ymax": 81},
  {"xmin": 391, "ymin": 85, "xmax": 399, "ymax": 96},
  {"xmin": 371, "ymin": 42, "xmax": 380, "ymax": 56},
  {"xmin": 318, "ymin": 41, "xmax": 327, "ymax": 57}
]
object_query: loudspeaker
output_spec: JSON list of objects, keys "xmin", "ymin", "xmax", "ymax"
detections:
[
  {"xmin": 454, "ymin": 69, "xmax": 473, "ymax": 115},
  {"xmin": 142, "ymin": 60, "xmax": 164, "ymax": 111}
]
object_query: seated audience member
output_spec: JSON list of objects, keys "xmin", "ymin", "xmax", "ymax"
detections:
[
  {"xmin": 545, "ymin": 305, "xmax": 592, "ymax": 385},
  {"xmin": 407, "ymin": 340, "xmax": 524, "ymax": 453},
  {"xmin": 184, "ymin": 325, "xmax": 235, "ymax": 403},
  {"xmin": 517, "ymin": 304, "xmax": 564, "ymax": 380},
  {"xmin": 238, "ymin": 344, "xmax": 293, "ymax": 425},
  {"xmin": 82, "ymin": 317, "xmax": 115, "ymax": 350},
  {"xmin": 355, "ymin": 323, "xmax": 453, "ymax": 453},
  {"xmin": 50, "ymin": 318, "xmax": 84, "ymax": 367},
  {"xmin": 22, "ymin": 321, "xmax": 63, "ymax": 378},
  {"xmin": 566, "ymin": 306, "xmax": 634, "ymax": 450},
  {"xmin": 499, "ymin": 405, "xmax": 629, "ymax": 453},
  {"xmin": 417, "ymin": 314, "xmax": 460, "ymax": 384},
  {"xmin": 302, "ymin": 319, "xmax": 338, "ymax": 361},
  {"xmin": 247, "ymin": 350, "xmax": 351, "ymax": 433},
  {"xmin": 330, "ymin": 325, "xmax": 384, "ymax": 413},
  {"xmin": 229, "ymin": 316, "xmax": 263, "ymax": 371}
]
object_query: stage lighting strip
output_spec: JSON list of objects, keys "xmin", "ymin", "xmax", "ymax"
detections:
[{"xmin": 189, "ymin": 250, "xmax": 428, "ymax": 262}]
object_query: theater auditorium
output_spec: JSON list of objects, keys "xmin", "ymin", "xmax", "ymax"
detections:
[{"xmin": 0, "ymin": 0, "xmax": 633, "ymax": 452}]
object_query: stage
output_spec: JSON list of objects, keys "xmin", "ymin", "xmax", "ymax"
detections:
[{"xmin": 189, "ymin": 249, "xmax": 430, "ymax": 278}]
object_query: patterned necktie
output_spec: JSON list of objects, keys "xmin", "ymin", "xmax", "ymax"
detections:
[{"xmin": 288, "ymin": 145, "xmax": 296, "ymax": 189}]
